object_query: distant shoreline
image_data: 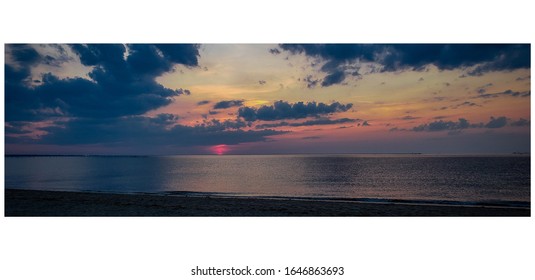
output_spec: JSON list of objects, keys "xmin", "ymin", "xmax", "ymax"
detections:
[
  {"xmin": 5, "ymin": 189, "xmax": 530, "ymax": 217},
  {"xmin": 4, "ymin": 153, "xmax": 530, "ymax": 157}
]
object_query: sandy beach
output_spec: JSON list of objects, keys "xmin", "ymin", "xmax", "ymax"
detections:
[{"xmin": 4, "ymin": 189, "xmax": 530, "ymax": 216}]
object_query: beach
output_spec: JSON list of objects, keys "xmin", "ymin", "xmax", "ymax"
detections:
[{"xmin": 4, "ymin": 189, "xmax": 530, "ymax": 217}]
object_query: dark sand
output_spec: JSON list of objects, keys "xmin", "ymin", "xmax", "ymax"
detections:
[{"xmin": 4, "ymin": 189, "xmax": 530, "ymax": 217}]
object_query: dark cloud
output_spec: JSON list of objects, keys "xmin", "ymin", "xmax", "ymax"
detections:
[
  {"xmin": 412, "ymin": 116, "xmax": 527, "ymax": 132},
  {"xmin": 149, "ymin": 113, "xmax": 180, "ymax": 125},
  {"xmin": 152, "ymin": 44, "xmax": 200, "ymax": 67},
  {"xmin": 238, "ymin": 100, "xmax": 353, "ymax": 122},
  {"xmin": 258, "ymin": 80, "xmax": 266, "ymax": 85},
  {"xmin": 10, "ymin": 44, "xmax": 42, "ymax": 64},
  {"xmin": 426, "ymin": 96, "xmax": 446, "ymax": 102},
  {"xmin": 476, "ymin": 89, "xmax": 531, "ymax": 99},
  {"xmin": 213, "ymin": 100, "xmax": 244, "ymax": 109},
  {"xmin": 361, "ymin": 121, "xmax": 370, "ymax": 126},
  {"xmin": 516, "ymin": 75, "xmax": 530, "ymax": 81},
  {"xmin": 304, "ymin": 75, "xmax": 319, "ymax": 88},
  {"xmin": 269, "ymin": 48, "xmax": 281, "ymax": 55},
  {"xmin": 197, "ymin": 100, "xmax": 211, "ymax": 106},
  {"xmin": 5, "ymin": 44, "xmax": 281, "ymax": 151},
  {"xmin": 280, "ymin": 44, "xmax": 530, "ymax": 86},
  {"xmin": 510, "ymin": 118, "xmax": 530, "ymax": 127},
  {"xmin": 400, "ymin": 115, "xmax": 420, "ymax": 120},
  {"xmin": 485, "ymin": 116, "xmax": 508, "ymax": 128},
  {"xmin": 199, "ymin": 119, "xmax": 251, "ymax": 130},
  {"xmin": 321, "ymin": 70, "xmax": 346, "ymax": 87},
  {"xmin": 475, "ymin": 83, "xmax": 493, "ymax": 94},
  {"xmin": 452, "ymin": 101, "xmax": 480, "ymax": 109},
  {"xmin": 255, "ymin": 118, "xmax": 356, "ymax": 129},
  {"xmin": 8, "ymin": 116, "xmax": 284, "ymax": 148},
  {"xmin": 413, "ymin": 118, "xmax": 470, "ymax": 132},
  {"xmin": 6, "ymin": 44, "xmax": 200, "ymax": 122}
]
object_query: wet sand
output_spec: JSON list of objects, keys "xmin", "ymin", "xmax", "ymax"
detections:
[{"xmin": 4, "ymin": 189, "xmax": 530, "ymax": 217}]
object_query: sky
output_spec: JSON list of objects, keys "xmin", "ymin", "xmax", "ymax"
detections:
[{"xmin": 4, "ymin": 44, "xmax": 531, "ymax": 155}]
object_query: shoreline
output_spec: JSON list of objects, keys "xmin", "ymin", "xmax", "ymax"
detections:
[{"xmin": 4, "ymin": 189, "xmax": 530, "ymax": 217}]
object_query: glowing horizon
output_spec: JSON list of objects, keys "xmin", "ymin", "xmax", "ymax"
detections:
[{"xmin": 4, "ymin": 44, "xmax": 531, "ymax": 155}]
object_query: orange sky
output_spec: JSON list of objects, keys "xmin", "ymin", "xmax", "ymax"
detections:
[{"xmin": 4, "ymin": 44, "xmax": 531, "ymax": 154}]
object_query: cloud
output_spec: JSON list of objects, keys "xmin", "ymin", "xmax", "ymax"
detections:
[
  {"xmin": 485, "ymin": 116, "xmax": 508, "ymax": 128},
  {"xmin": 510, "ymin": 118, "xmax": 530, "ymax": 127},
  {"xmin": 362, "ymin": 121, "xmax": 370, "ymax": 126},
  {"xmin": 413, "ymin": 118, "xmax": 471, "ymax": 132},
  {"xmin": 400, "ymin": 115, "xmax": 420, "ymax": 120},
  {"xmin": 197, "ymin": 100, "xmax": 211, "ymax": 106},
  {"xmin": 213, "ymin": 100, "xmax": 245, "ymax": 109},
  {"xmin": 258, "ymin": 80, "xmax": 267, "ymax": 85},
  {"xmin": 475, "ymin": 83, "xmax": 493, "ymax": 94},
  {"xmin": 412, "ymin": 116, "xmax": 527, "ymax": 132},
  {"xmin": 9, "ymin": 44, "xmax": 42, "ymax": 64},
  {"xmin": 238, "ymin": 100, "xmax": 353, "ymax": 121},
  {"xmin": 304, "ymin": 75, "xmax": 319, "ymax": 88},
  {"xmin": 7, "ymin": 115, "xmax": 285, "ymax": 148},
  {"xmin": 451, "ymin": 101, "xmax": 480, "ymax": 109},
  {"xmin": 279, "ymin": 44, "xmax": 530, "ymax": 86},
  {"xmin": 6, "ymin": 44, "xmax": 200, "ymax": 122},
  {"xmin": 255, "ymin": 118, "xmax": 356, "ymax": 129},
  {"xmin": 475, "ymin": 89, "xmax": 530, "ymax": 99},
  {"xmin": 199, "ymin": 118, "xmax": 251, "ymax": 130},
  {"xmin": 269, "ymin": 48, "xmax": 281, "ymax": 55},
  {"xmin": 321, "ymin": 70, "xmax": 346, "ymax": 87},
  {"xmin": 5, "ymin": 122, "xmax": 33, "ymax": 135},
  {"xmin": 6, "ymin": 44, "xmax": 284, "ymax": 151},
  {"xmin": 149, "ymin": 113, "xmax": 180, "ymax": 125}
]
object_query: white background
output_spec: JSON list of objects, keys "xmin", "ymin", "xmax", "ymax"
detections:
[{"xmin": 1, "ymin": 1, "xmax": 533, "ymax": 279}]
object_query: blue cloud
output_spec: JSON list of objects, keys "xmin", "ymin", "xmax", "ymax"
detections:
[
  {"xmin": 213, "ymin": 100, "xmax": 244, "ymax": 109},
  {"xmin": 6, "ymin": 116, "xmax": 285, "ymax": 148},
  {"xmin": 255, "ymin": 118, "xmax": 357, "ymax": 128},
  {"xmin": 485, "ymin": 116, "xmax": 508, "ymax": 129},
  {"xmin": 280, "ymin": 44, "xmax": 530, "ymax": 86},
  {"xmin": 321, "ymin": 70, "xmax": 346, "ymax": 87},
  {"xmin": 6, "ymin": 44, "xmax": 199, "ymax": 122},
  {"xmin": 412, "ymin": 116, "xmax": 525, "ymax": 132},
  {"xmin": 238, "ymin": 100, "xmax": 353, "ymax": 121}
]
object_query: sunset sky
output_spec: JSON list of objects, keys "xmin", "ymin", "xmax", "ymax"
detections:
[{"xmin": 4, "ymin": 44, "xmax": 530, "ymax": 155}]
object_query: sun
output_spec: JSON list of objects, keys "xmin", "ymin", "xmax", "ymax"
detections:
[{"xmin": 210, "ymin": 144, "xmax": 229, "ymax": 155}]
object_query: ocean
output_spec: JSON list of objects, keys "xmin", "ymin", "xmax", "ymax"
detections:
[{"xmin": 4, "ymin": 155, "xmax": 530, "ymax": 207}]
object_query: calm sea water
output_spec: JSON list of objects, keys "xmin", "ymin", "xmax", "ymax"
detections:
[{"xmin": 4, "ymin": 155, "xmax": 530, "ymax": 206}]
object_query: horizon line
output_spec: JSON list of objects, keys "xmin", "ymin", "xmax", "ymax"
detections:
[{"xmin": 4, "ymin": 152, "xmax": 530, "ymax": 157}]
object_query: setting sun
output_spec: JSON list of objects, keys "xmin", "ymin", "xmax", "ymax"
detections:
[{"xmin": 211, "ymin": 144, "xmax": 230, "ymax": 155}]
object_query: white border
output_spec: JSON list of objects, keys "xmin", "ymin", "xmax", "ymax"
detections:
[{"xmin": 1, "ymin": 1, "xmax": 533, "ymax": 280}]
